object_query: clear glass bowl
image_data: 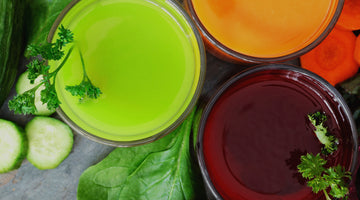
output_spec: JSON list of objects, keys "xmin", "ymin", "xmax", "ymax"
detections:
[
  {"xmin": 185, "ymin": 0, "xmax": 344, "ymax": 64},
  {"xmin": 48, "ymin": 0, "xmax": 206, "ymax": 147},
  {"xmin": 195, "ymin": 64, "xmax": 358, "ymax": 199}
]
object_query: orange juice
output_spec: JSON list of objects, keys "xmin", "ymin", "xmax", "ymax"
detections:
[{"xmin": 186, "ymin": 0, "xmax": 343, "ymax": 62}]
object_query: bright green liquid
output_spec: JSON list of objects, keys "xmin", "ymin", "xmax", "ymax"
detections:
[{"xmin": 51, "ymin": 0, "xmax": 201, "ymax": 141}]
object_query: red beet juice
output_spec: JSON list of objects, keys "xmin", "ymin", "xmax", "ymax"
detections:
[{"xmin": 199, "ymin": 65, "xmax": 357, "ymax": 200}]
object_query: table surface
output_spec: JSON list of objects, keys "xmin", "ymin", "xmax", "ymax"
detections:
[{"xmin": 0, "ymin": 53, "xmax": 356, "ymax": 200}]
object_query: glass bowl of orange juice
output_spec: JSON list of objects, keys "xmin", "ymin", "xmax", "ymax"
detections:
[{"xmin": 185, "ymin": 0, "xmax": 344, "ymax": 64}]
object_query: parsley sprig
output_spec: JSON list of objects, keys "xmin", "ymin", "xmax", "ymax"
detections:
[
  {"xmin": 297, "ymin": 112, "xmax": 351, "ymax": 200},
  {"xmin": 8, "ymin": 25, "xmax": 101, "ymax": 114},
  {"xmin": 65, "ymin": 48, "xmax": 102, "ymax": 101},
  {"xmin": 298, "ymin": 153, "xmax": 351, "ymax": 200},
  {"xmin": 308, "ymin": 112, "xmax": 338, "ymax": 155}
]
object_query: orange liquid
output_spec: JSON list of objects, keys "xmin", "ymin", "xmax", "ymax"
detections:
[{"xmin": 192, "ymin": 0, "xmax": 338, "ymax": 58}]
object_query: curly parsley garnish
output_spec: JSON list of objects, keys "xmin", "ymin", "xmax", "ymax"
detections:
[
  {"xmin": 297, "ymin": 112, "xmax": 351, "ymax": 200},
  {"xmin": 308, "ymin": 112, "xmax": 338, "ymax": 155},
  {"xmin": 298, "ymin": 153, "xmax": 351, "ymax": 200},
  {"xmin": 65, "ymin": 48, "xmax": 102, "ymax": 102},
  {"xmin": 8, "ymin": 25, "xmax": 101, "ymax": 114}
]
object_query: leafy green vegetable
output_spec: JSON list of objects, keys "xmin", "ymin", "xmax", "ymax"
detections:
[
  {"xmin": 339, "ymin": 74, "xmax": 360, "ymax": 133},
  {"xmin": 8, "ymin": 26, "xmax": 101, "ymax": 115},
  {"xmin": 0, "ymin": 0, "xmax": 25, "ymax": 107},
  {"xmin": 298, "ymin": 153, "xmax": 351, "ymax": 200},
  {"xmin": 191, "ymin": 107, "xmax": 203, "ymax": 150},
  {"xmin": 340, "ymin": 73, "xmax": 360, "ymax": 97},
  {"xmin": 77, "ymin": 108, "xmax": 205, "ymax": 200},
  {"xmin": 308, "ymin": 112, "xmax": 338, "ymax": 155},
  {"xmin": 24, "ymin": 0, "xmax": 73, "ymax": 47}
]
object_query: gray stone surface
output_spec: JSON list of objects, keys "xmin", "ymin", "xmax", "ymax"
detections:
[{"xmin": 0, "ymin": 52, "xmax": 301, "ymax": 200}]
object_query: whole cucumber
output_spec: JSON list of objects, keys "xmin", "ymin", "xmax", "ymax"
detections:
[{"xmin": 0, "ymin": 0, "xmax": 24, "ymax": 107}]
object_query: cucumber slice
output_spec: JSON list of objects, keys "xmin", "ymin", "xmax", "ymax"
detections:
[
  {"xmin": 16, "ymin": 71, "xmax": 55, "ymax": 116},
  {"xmin": 0, "ymin": 119, "xmax": 28, "ymax": 173},
  {"xmin": 26, "ymin": 117, "xmax": 73, "ymax": 170}
]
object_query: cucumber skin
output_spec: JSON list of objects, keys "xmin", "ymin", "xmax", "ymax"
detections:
[
  {"xmin": 0, "ymin": 0, "xmax": 25, "ymax": 107},
  {"xmin": 26, "ymin": 117, "xmax": 73, "ymax": 170},
  {"xmin": 0, "ymin": 119, "xmax": 28, "ymax": 174}
]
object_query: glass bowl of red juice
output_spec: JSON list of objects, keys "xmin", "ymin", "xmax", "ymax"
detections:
[
  {"xmin": 184, "ymin": 0, "xmax": 344, "ymax": 64},
  {"xmin": 195, "ymin": 64, "xmax": 358, "ymax": 199},
  {"xmin": 47, "ymin": 0, "xmax": 206, "ymax": 147}
]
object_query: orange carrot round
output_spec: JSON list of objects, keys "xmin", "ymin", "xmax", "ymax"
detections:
[
  {"xmin": 336, "ymin": 0, "xmax": 360, "ymax": 31},
  {"xmin": 354, "ymin": 34, "xmax": 360, "ymax": 65},
  {"xmin": 300, "ymin": 28, "xmax": 358, "ymax": 86}
]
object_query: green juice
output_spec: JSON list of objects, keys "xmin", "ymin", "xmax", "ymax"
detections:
[{"xmin": 50, "ymin": 0, "xmax": 202, "ymax": 142}]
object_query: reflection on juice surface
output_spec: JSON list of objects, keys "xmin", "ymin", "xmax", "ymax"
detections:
[
  {"xmin": 202, "ymin": 68, "xmax": 355, "ymax": 200},
  {"xmin": 50, "ymin": 0, "xmax": 202, "ymax": 142},
  {"xmin": 191, "ymin": 0, "xmax": 338, "ymax": 58}
]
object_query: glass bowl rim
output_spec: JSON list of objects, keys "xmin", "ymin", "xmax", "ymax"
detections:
[
  {"xmin": 185, "ymin": 0, "xmax": 345, "ymax": 63},
  {"xmin": 47, "ymin": 0, "xmax": 207, "ymax": 147},
  {"xmin": 196, "ymin": 63, "xmax": 359, "ymax": 199}
]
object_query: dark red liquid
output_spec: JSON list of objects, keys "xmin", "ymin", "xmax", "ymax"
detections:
[{"xmin": 202, "ymin": 69, "xmax": 355, "ymax": 200}]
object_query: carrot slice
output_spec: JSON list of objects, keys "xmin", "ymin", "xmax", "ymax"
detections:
[
  {"xmin": 300, "ymin": 28, "xmax": 358, "ymax": 86},
  {"xmin": 336, "ymin": 0, "xmax": 360, "ymax": 31},
  {"xmin": 354, "ymin": 35, "xmax": 360, "ymax": 66}
]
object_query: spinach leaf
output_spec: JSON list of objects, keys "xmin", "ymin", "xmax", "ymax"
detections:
[
  {"xmin": 24, "ymin": 0, "xmax": 72, "ymax": 46},
  {"xmin": 77, "ymin": 108, "xmax": 205, "ymax": 200}
]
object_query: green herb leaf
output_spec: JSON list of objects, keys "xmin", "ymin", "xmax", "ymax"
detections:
[
  {"xmin": 65, "ymin": 80, "xmax": 102, "ymax": 101},
  {"xmin": 40, "ymin": 83, "xmax": 60, "ymax": 110},
  {"xmin": 8, "ymin": 25, "xmax": 71, "ymax": 114},
  {"xmin": 27, "ymin": 42, "xmax": 64, "ymax": 60},
  {"xmin": 308, "ymin": 112, "xmax": 338, "ymax": 154},
  {"xmin": 65, "ymin": 48, "xmax": 102, "ymax": 101},
  {"xmin": 297, "ymin": 153, "xmax": 351, "ymax": 199},
  {"xmin": 77, "ymin": 108, "xmax": 205, "ymax": 200},
  {"xmin": 8, "ymin": 89, "xmax": 37, "ymax": 114},
  {"xmin": 9, "ymin": 25, "xmax": 101, "ymax": 115},
  {"xmin": 298, "ymin": 153, "xmax": 326, "ymax": 179},
  {"xmin": 325, "ymin": 166, "xmax": 351, "ymax": 198},
  {"xmin": 26, "ymin": 59, "xmax": 49, "ymax": 84},
  {"xmin": 56, "ymin": 24, "xmax": 74, "ymax": 49}
]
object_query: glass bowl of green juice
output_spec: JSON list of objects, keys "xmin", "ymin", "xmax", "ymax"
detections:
[{"xmin": 47, "ymin": 0, "xmax": 205, "ymax": 146}]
